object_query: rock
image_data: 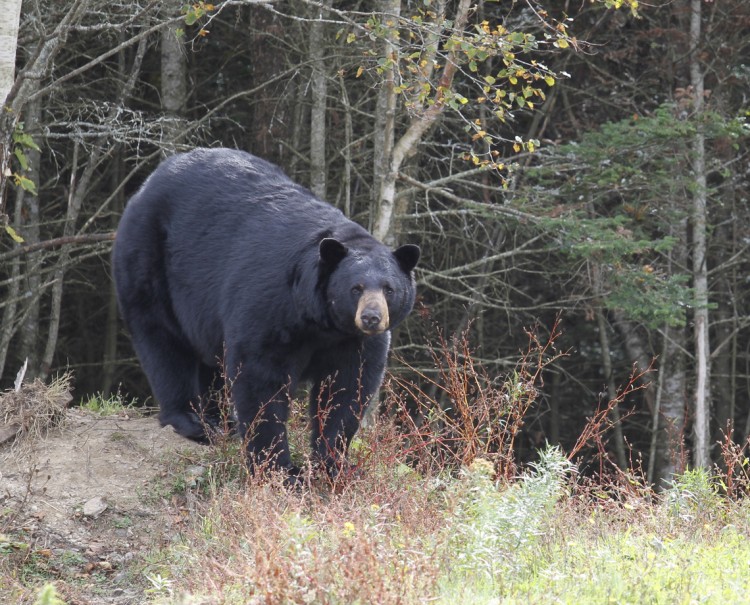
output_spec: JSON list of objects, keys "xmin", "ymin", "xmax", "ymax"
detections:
[
  {"xmin": 185, "ymin": 464, "xmax": 206, "ymax": 487},
  {"xmin": 185, "ymin": 465, "xmax": 206, "ymax": 478},
  {"xmin": 82, "ymin": 496, "xmax": 108, "ymax": 518}
]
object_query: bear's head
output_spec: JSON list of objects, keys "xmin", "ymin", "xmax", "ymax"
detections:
[{"xmin": 320, "ymin": 237, "xmax": 419, "ymax": 336}]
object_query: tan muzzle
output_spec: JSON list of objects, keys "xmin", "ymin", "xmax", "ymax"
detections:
[{"xmin": 355, "ymin": 290, "xmax": 389, "ymax": 334}]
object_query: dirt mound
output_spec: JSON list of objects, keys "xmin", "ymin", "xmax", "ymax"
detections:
[{"xmin": 1, "ymin": 408, "xmax": 205, "ymax": 604}]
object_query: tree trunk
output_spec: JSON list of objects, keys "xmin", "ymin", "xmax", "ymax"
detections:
[
  {"xmin": 549, "ymin": 369, "xmax": 561, "ymax": 446},
  {"xmin": 0, "ymin": 199, "xmax": 23, "ymax": 379},
  {"xmin": 249, "ymin": 8, "xmax": 284, "ymax": 164},
  {"xmin": 338, "ymin": 72, "xmax": 353, "ymax": 217},
  {"xmin": 654, "ymin": 322, "xmax": 688, "ymax": 485},
  {"xmin": 40, "ymin": 143, "xmax": 84, "ymax": 380},
  {"xmin": 653, "ymin": 217, "xmax": 690, "ymax": 486},
  {"xmin": 0, "ymin": 0, "xmax": 22, "ymax": 215},
  {"xmin": 596, "ymin": 307, "xmax": 628, "ymax": 470},
  {"xmin": 308, "ymin": 0, "xmax": 331, "ymax": 200},
  {"xmin": 371, "ymin": 0, "xmax": 400, "ymax": 232},
  {"xmin": 0, "ymin": 0, "xmax": 21, "ymax": 107},
  {"xmin": 161, "ymin": 17, "xmax": 188, "ymax": 149},
  {"xmin": 712, "ymin": 296, "xmax": 734, "ymax": 440},
  {"xmin": 689, "ymin": 0, "xmax": 711, "ymax": 469},
  {"xmin": 17, "ymin": 94, "xmax": 42, "ymax": 379},
  {"xmin": 0, "ymin": 0, "xmax": 86, "ymax": 380},
  {"xmin": 611, "ymin": 314, "xmax": 656, "ymax": 409},
  {"xmin": 374, "ymin": 0, "xmax": 472, "ymax": 245},
  {"xmin": 101, "ymin": 41, "xmax": 129, "ymax": 395}
]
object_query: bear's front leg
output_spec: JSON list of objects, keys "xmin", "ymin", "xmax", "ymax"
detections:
[
  {"xmin": 228, "ymin": 366, "xmax": 298, "ymax": 477},
  {"xmin": 309, "ymin": 335, "xmax": 390, "ymax": 478}
]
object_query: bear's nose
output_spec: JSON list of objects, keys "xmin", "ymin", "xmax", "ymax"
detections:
[{"xmin": 360, "ymin": 308, "xmax": 382, "ymax": 331}]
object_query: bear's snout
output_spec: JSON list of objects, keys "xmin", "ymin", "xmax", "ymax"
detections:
[{"xmin": 355, "ymin": 291, "xmax": 390, "ymax": 334}]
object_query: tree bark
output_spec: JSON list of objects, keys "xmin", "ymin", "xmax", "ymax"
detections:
[
  {"xmin": 0, "ymin": 0, "xmax": 21, "ymax": 108},
  {"xmin": 374, "ymin": 0, "xmax": 472, "ymax": 245},
  {"xmin": 689, "ymin": 0, "xmax": 711, "ymax": 469},
  {"xmin": 40, "ymin": 143, "xmax": 84, "ymax": 380},
  {"xmin": 0, "ymin": 195, "xmax": 23, "ymax": 379},
  {"xmin": 654, "ymin": 321, "xmax": 688, "ymax": 485},
  {"xmin": 655, "ymin": 215, "xmax": 690, "ymax": 484},
  {"xmin": 16, "ymin": 94, "xmax": 42, "ymax": 379},
  {"xmin": 338, "ymin": 72, "xmax": 353, "ymax": 217},
  {"xmin": 596, "ymin": 307, "xmax": 628, "ymax": 470},
  {"xmin": 0, "ymin": 0, "xmax": 22, "ymax": 216},
  {"xmin": 161, "ymin": 16, "xmax": 188, "ymax": 149},
  {"xmin": 308, "ymin": 0, "xmax": 331, "ymax": 200},
  {"xmin": 371, "ymin": 0, "xmax": 400, "ymax": 232}
]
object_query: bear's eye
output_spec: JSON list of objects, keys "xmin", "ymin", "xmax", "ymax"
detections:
[
  {"xmin": 383, "ymin": 285, "xmax": 395, "ymax": 297},
  {"xmin": 351, "ymin": 285, "xmax": 364, "ymax": 296}
]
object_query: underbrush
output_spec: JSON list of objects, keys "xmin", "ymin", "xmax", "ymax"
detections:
[
  {"xmin": 10, "ymin": 324, "xmax": 750, "ymax": 604},
  {"xmin": 141, "ymin": 444, "xmax": 750, "ymax": 605},
  {"xmin": 137, "ymin": 325, "xmax": 750, "ymax": 604},
  {"xmin": 139, "ymin": 444, "xmax": 575, "ymax": 605}
]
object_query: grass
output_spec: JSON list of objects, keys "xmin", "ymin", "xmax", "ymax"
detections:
[
  {"xmin": 502, "ymin": 497, "xmax": 750, "ymax": 604},
  {"xmin": 12, "ymin": 476, "xmax": 750, "ymax": 604},
  {"xmin": 7, "ymin": 326, "xmax": 750, "ymax": 604},
  {"xmin": 79, "ymin": 390, "xmax": 140, "ymax": 416},
  {"xmin": 137, "ymin": 444, "xmax": 750, "ymax": 605}
]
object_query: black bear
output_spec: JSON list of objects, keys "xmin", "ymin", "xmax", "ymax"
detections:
[{"xmin": 112, "ymin": 148, "xmax": 419, "ymax": 479}]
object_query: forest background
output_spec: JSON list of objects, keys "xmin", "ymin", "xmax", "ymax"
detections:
[{"xmin": 0, "ymin": 0, "xmax": 748, "ymax": 489}]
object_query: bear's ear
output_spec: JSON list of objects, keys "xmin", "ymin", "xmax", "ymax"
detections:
[
  {"xmin": 393, "ymin": 244, "xmax": 420, "ymax": 273},
  {"xmin": 319, "ymin": 237, "xmax": 348, "ymax": 266}
]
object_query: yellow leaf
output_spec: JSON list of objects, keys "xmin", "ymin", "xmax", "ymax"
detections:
[
  {"xmin": 13, "ymin": 174, "xmax": 37, "ymax": 195},
  {"xmin": 5, "ymin": 225, "xmax": 24, "ymax": 243},
  {"xmin": 545, "ymin": 75, "xmax": 555, "ymax": 86},
  {"xmin": 356, "ymin": 66, "xmax": 364, "ymax": 78},
  {"xmin": 556, "ymin": 38, "xmax": 569, "ymax": 49}
]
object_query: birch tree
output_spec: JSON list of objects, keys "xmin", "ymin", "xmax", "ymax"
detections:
[
  {"xmin": 0, "ymin": 0, "xmax": 22, "ymax": 217},
  {"xmin": 0, "ymin": 0, "xmax": 21, "ymax": 107},
  {"xmin": 373, "ymin": 0, "xmax": 472, "ymax": 245},
  {"xmin": 689, "ymin": 0, "xmax": 711, "ymax": 469},
  {"xmin": 161, "ymin": 11, "xmax": 188, "ymax": 148},
  {"xmin": 308, "ymin": 0, "xmax": 332, "ymax": 200}
]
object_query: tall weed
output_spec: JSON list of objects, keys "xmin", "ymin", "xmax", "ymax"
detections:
[
  {"xmin": 446, "ymin": 445, "xmax": 573, "ymax": 584},
  {"xmin": 382, "ymin": 319, "xmax": 565, "ymax": 479}
]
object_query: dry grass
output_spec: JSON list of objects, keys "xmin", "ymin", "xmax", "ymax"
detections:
[
  {"xmin": 0, "ymin": 372, "xmax": 72, "ymax": 449},
  {"xmin": 146, "ymin": 458, "xmax": 448, "ymax": 605}
]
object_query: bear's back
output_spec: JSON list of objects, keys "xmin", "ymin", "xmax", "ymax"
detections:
[{"xmin": 135, "ymin": 149, "xmax": 359, "ymax": 242}]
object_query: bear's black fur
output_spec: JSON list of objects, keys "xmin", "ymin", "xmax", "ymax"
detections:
[{"xmin": 113, "ymin": 148, "xmax": 419, "ymax": 478}]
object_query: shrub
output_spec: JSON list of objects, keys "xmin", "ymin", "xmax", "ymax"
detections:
[{"xmin": 447, "ymin": 445, "xmax": 573, "ymax": 582}]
